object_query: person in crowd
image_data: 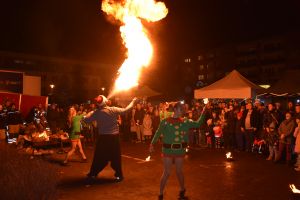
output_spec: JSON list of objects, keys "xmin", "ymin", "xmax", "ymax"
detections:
[
  {"xmin": 120, "ymin": 109, "xmax": 132, "ymax": 142},
  {"xmin": 143, "ymin": 112, "xmax": 153, "ymax": 141},
  {"xmin": 151, "ymin": 109, "xmax": 161, "ymax": 138},
  {"xmin": 205, "ymin": 118, "xmax": 214, "ymax": 148},
  {"xmin": 263, "ymin": 103, "xmax": 280, "ymax": 161},
  {"xmin": 63, "ymin": 106, "xmax": 87, "ymax": 165},
  {"xmin": 213, "ymin": 123, "xmax": 223, "ymax": 149},
  {"xmin": 159, "ymin": 102, "xmax": 173, "ymax": 120},
  {"xmin": 198, "ymin": 104, "xmax": 208, "ymax": 147},
  {"xmin": 275, "ymin": 102, "xmax": 285, "ymax": 124},
  {"xmin": 35, "ymin": 103, "xmax": 48, "ymax": 129},
  {"xmin": 225, "ymin": 104, "xmax": 236, "ymax": 149},
  {"xmin": 235, "ymin": 111, "xmax": 244, "ymax": 151},
  {"xmin": 187, "ymin": 111, "xmax": 196, "ymax": 147},
  {"xmin": 57, "ymin": 106, "xmax": 67, "ymax": 132},
  {"xmin": 134, "ymin": 103, "xmax": 145, "ymax": 143},
  {"xmin": 275, "ymin": 112, "xmax": 296, "ymax": 165},
  {"xmin": 295, "ymin": 104, "xmax": 300, "ymax": 119},
  {"xmin": 210, "ymin": 110, "xmax": 220, "ymax": 146},
  {"xmin": 191, "ymin": 104, "xmax": 202, "ymax": 146},
  {"xmin": 3, "ymin": 99, "xmax": 12, "ymax": 112},
  {"xmin": 218, "ymin": 108, "xmax": 227, "ymax": 149},
  {"xmin": 150, "ymin": 102, "xmax": 206, "ymax": 200},
  {"xmin": 130, "ymin": 108, "xmax": 137, "ymax": 142},
  {"xmin": 6, "ymin": 103, "xmax": 23, "ymax": 143},
  {"xmin": 83, "ymin": 95, "xmax": 137, "ymax": 184},
  {"xmin": 287, "ymin": 101, "xmax": 295, "ymax": 116},
  {"xmin": 148, "ymin": 105, "xmax": 155, "ymax": 116},
  {"xmin": 0, "ymin": 104, "xmax": 7, "ymax": 141},
  {"xmin": 241, "ymin": 102, "xmax": 259, "ymax": 152},
  {"xmin": 292, "ymin": 104, "xmax": 300, "ymax": 157},
  {"xmin": 47, "ymin": 103, "xmax": 59, "ymax": 134},
  {"xmin": 294, "ymin": 116, "xmax": 300, "ymax": 171},
  {"xmin": 256, "ymin": 101, "xmax": 266, "ymax": 140}
]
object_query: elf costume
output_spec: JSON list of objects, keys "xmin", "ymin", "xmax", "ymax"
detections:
[{"xmin": 151, "ymin": 115, "xmax": 206, "ymax": 156}]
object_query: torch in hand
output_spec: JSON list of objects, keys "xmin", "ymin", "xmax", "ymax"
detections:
[{"xmin": 200, "ymin": 98, "xmax": 209, "ymax": 117}]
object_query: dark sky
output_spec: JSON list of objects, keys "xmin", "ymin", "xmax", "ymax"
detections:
[{"xmin": 1, "ymin": 0, "xmax": 300, "ymax": 92}]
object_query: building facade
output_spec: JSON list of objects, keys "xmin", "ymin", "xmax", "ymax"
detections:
[
  {"xmin": 0, "ymin": 51, "xmax": 112, "ymax": 105},
  {"xmin": 181, "ymin": 32, "xmax": 300, "ymax": 91}
]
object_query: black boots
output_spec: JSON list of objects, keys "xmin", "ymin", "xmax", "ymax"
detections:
[
  {"xmin": 158, "ymin": 189, "xmax": 187, "ymax": 200},
  {"xmin": 178, "ymin": 189, "xmax": 188, "ymax": 200}
]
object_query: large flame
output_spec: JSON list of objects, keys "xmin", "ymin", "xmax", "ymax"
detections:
[{"xmin": 102, "ymin": 0, "xmax": 168, "ymax": 97}]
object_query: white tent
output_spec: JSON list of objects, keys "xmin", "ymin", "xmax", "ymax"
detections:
[{"xmin": 194, "ymin": 70, "xmax": 262, "ymax": 99}]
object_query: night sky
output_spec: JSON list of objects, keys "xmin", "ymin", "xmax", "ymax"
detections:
[{"xmin": 1, "ymin": 0, "xmax": 300, "ymax": 94}]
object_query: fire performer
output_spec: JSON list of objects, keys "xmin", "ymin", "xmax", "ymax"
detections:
[
  {"xmin": 150, "ymin": 102, "xmax": 206, "ymax": 200},
  {"xmin": 83, "ymin": 95, "xmax": 137, "ymax": 184}
]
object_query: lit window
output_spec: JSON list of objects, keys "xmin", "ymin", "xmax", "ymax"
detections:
[
  {"xmin": 184, "ymin": 58, "xmax": 191, "ymax": 63},
  {"xmin": 199, "ymin": 65, "xmax": 204, "ymax": 70},
  {"xmin": 198, "ymin": 55, "xmax": 203, "ymax": 60},
  {"xmin": 198, "ymin": 75, "xmax": 205, "ymax": 80}
]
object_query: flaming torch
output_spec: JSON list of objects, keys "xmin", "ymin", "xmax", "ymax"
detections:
[
  {"xmin": 101, "ymin": 0, "xmax": 168, "ymax": 98},
  {"xmin": 226, "ymin": 152, "xmax": 234, "ymax": 161},
  {"xmin": 290, "ymin": 184, "xmax": 300, "ymax": 199}
]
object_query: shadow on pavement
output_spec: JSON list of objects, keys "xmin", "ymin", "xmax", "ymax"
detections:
[{"xmin": 58, "ymin": 177, "xmax": 117, "ymax": 188}]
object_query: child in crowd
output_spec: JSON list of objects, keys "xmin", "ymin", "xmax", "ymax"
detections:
[
  {"xmin": 143, "ymin": 112, "xmax": 153, "ymax": 141},
  {"xmin": 205, "ymin": 119, "xmax": 214, "ymax": 148},
  {"xmin": 213, "ymin": 125, "xmax": 223, "ymax": 149}
]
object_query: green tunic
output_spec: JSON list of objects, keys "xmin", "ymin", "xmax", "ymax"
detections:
[
  {"xmin": 69, "ymin": 114, "xmax": 84, "ymax": 140},
  {"xmin": 151, "ymin": 115, "xmax": 205, "ymax": 155}
]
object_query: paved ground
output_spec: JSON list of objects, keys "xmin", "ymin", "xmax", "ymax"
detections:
[{"xmin": 46, "ymin": 142, "xmax": 300, "ymax": 200}]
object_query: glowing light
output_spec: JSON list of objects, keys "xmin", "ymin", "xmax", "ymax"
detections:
[
  {"xmin": 259, "ymin": 84, "xmax": 271, "ymax": 89},
  {"xmin": 226, "ymin": 152, "xmax": 233, "ymax": 160},
  {"xmin": 203, "ymin": 98, "xmax": 209, "ymax": 105},
  {"xmin": 290, "ymin": 184, "xmax": 300, "ymax": 193},
  {"xmin": 145, "ymin": 155, "xmax": 151, "ymax": 161},
  {"xmin": 102, "ymin": 0, "xmax": 168, "ymax": 96},
  {"xmin": 50, "ymin": 84, "xmax": 55, "ymax": 89},
  {"xmin": 186, "ymin": 147, "xmax": 189, "ymax": 153}
]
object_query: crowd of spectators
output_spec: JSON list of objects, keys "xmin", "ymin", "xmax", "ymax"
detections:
[
  {"xmin": 120, "ymin": 99, "xmax": 300, "ymax": 171},
  {"xmin": 0, "ymin": 97, "xmax": 300, "ymax": 171}
]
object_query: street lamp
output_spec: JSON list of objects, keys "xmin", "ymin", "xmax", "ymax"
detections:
[
  {"xmin": 101, "ymin": 87, "xmax": 105, "ymax": 94},
  {"xmin": 50, "ymin": 84, "xmax": 55, "ymax": 89}
]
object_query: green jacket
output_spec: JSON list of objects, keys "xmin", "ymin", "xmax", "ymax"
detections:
[
  {"xmin": 151, "ymin": 115, "xmax": 205, "ymax": 155},
  {"xmin": 69, "ymin": 114, "xmax": 84, "ymax": 139}
]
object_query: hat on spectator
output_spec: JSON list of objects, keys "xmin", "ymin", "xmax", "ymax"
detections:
[{"xmin": 94, "ymin": 95, "xmax": 108, "ymax": 106}]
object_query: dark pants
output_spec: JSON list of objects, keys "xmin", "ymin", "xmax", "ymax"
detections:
[
  {"xmin": 88, "ymin": 134, "xmax": 123, "ymax": 178},
  {"xmin": 224, "ymin": 131, "xmax": 235, "ymax": 149},
  {"xmin": 245, "ymin": 129, "xmax": 255, "ymax": 152},
  {"xmin": 236, "ymin": 132, "xmax": 245, "ymax": 151},
  {"xmin": 277, "ymin": 142, "xmax": 292, "ymax": 162}
]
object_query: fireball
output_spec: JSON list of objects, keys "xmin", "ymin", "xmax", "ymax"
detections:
[{"xmin": 101, "ymin": 0, "xmax": 168, "ymax": 96}]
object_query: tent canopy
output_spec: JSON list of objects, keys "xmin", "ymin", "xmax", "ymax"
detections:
[
  {"xmin": 194, "ymin": 70, "xmax": 262, "ymax": 99},
  {"xmin": 261, "ymin": 70, "xmax": 300, "ymax": 96}
]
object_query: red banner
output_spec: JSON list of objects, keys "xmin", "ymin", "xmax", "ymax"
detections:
[
  {"xmin": 0, "ymin": 92, "xmax": 48, "ymax": 118},
  {"xmin": 0, "ymin": 92, "xmax": 21, "ymax": 110},
  {"xmin": 20, "ymin": 95, "xmax": 48, "ymax": 118}
]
